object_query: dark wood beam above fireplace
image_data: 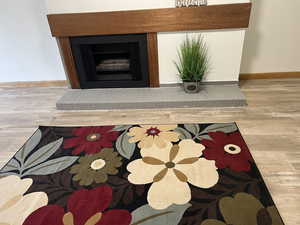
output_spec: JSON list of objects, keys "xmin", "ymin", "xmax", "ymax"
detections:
[{"xmin": 48, "ymin": 3, "xmax": 251, "ymax": 37}]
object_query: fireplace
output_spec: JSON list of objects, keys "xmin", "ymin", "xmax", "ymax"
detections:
[
  {"xmin": 71, "ymin": 34, "xmax": 149, "ymax": 89},
  {"xmin": 48, "ymin": 4, "xmax": 251, "ymax": 89}
]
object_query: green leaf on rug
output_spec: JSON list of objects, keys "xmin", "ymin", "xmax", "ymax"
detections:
[
  {"xmin": 23, "ymin": 156, "xmax": 79, "ymax": 176},
  {"xmin": 199, "ymin": 123, "xmax": 238, "ymax": 135},
  {"xmin": 130, "ymin": 203, "xmax": 191, "ymax": 225},
  {"xmin": 0, "ymin": 159, "xmax": 19, "ymax": 172},
  {"xmin": 174, "ymin": 127, "xmax": 192, "ymax": 140},
  {"xmin": 0, "ymin": 129, "xmax": 78, "ymax": 177},
  {"xmin": 116, "ymin": 131, "xmax": 136, "ymax": 159},
  {"xmin": 112, "ymin": 125, "xmax": 132, "ymax": 131},
  {"xmin": 184, "ymin": 124, "xmax": 200, "ymax": 135},
  {"xmin": 14, "ymin": 129, "xmax": 42, "ymax": 164},
  {"xmin": 23, "ymin": 137, "xmax": 63, "ymax": 168}
]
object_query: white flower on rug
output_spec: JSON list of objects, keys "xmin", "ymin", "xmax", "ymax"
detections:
[
  {"xmin": 127, "ymin": 125, "xmax": 180, "ymax": 148},
  {"xmin": 127, "ymin": 139, "xmax": 219, "ymax": 209},
  {"xmin": 0, "ymin": 175, "xmax": 48, "ymax": 225}
]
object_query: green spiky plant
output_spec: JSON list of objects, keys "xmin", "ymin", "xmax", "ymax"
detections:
[{"xmin": 175, "ymin": 35, "xmax": 209, "ymax": 82}]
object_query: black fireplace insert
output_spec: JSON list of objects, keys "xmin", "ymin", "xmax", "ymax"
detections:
[{"xmin": 70, "ymin": 34, "xmax": 149, "ymax": 89}]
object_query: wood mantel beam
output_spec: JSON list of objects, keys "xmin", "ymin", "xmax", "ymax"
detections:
[{"xmin": 48, "ymin": 3, "xmax": 252, "ymax": 37}]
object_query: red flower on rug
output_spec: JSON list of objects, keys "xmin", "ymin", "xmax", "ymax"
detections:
[
  {"xmin": 202, "ymin": 131, "xmax": 253, "ymax": 172},
  {"xmin": 23, "ymin": 185, "xmax": 131, "ymax": 225},
  {"xmin": 63, "ymin": 126, "xmax": 119, "ymax": 155}
]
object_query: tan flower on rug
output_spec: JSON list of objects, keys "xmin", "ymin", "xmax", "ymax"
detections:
[
  {"xmin": 127, "ymin": 125, "xmax": 180, "ymax": 148},
  {"xmin": 127, "ymin": 139, "xmax": 219, "ymax": 209},
  {"xmin": 70, "ymin": 148, "xmax": 122, "ymax": 186},
  {"xmin": 0, "ymin": 175, "xmax": 48, "ymax": 225},
  {"xmin": 201, "ymin": 192, "xmax": 284, "ymax": 225}
]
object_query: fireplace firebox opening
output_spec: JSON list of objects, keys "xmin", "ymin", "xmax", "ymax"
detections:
[{"xmin": 71, "ymin": 34, "xmax": 150, "ymax": 89}]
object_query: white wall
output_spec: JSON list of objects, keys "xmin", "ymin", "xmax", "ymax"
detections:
[
  {"xmin": 158, "ymin": 30, "xmax": 245, "ymax": 83},
  {"xmin": 241, "ymin": 0, "xmax": 300, "ymax": 73},
  {"xmin": 0, "ymin": 0, "xmax": 65, "ymax": 82},
  {"xmin": 46, "ymin": 0, "xmax": 248, "ymax": 83}
]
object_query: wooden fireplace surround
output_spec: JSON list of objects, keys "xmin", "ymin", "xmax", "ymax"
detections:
[{"xmin": 47, "ymin": 3, "xmax": 251, "ymax": 89}]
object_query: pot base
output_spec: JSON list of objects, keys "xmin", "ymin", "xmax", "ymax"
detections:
[{"xmin": 183, "ymin": 82, "xmax": 201, "ymax": 93}]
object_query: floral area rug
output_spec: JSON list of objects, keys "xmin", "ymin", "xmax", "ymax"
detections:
[{"xmin": 0, "ymin": 123, "xmax": 285, "ymax": 225}]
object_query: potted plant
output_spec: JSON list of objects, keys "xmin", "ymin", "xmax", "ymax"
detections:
[{"xmin": 175, "ymin": 35, "xmax": 209, "ymax": 93}]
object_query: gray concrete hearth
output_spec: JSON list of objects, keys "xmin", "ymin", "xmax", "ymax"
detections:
[{"xmin": 56, "ymin": 84, "xmax": 246, "ymax": 110}]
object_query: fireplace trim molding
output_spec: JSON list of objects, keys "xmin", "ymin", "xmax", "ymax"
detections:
[{"xmin": 48, "ymin": 3, "xmax": 251, "ymax": 89}]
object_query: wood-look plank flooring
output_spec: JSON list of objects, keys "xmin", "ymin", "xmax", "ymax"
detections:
[{"xmin": 0, "ymin": 78, "xmax": 299, "ymax": 224}]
